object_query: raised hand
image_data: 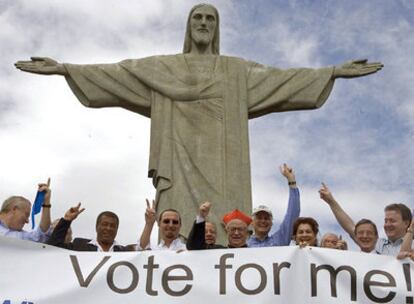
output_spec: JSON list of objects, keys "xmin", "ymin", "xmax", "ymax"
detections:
[
  {"xmin": 319, "ymin": 183, "xmax": 335, "ymax": 204},
  {"xmin": 14, "ymin": 57, "xmax": 67, "ymax": 75},
  {"xmin": 199, "ymin": 201, "xmax": 212, "ymax": 219},
  {"xmin": 409, "ymin": 219, "xmax": 414, "ymax": 232},
  {"xmin": 333, "ymin": 59, "xmax": 383, "ymax": 79},
  {"xmin": 397, "ymin": 251, "xmax": 412, "ymax": 260},
  {"xmin": 145, "ymin": 199, "xmax": 157, "ymax": 224},
  {"xmin": 335, "ymin": 235, "xmax": 348, "ymax": 250},
  {"xmin": 63, "ymin": 203, "xmax": 85, "ymax": 221},
  {"xmin": 38, "ymin": 177, "xmax": 52, "ymax": 232},
  {"xmin": 280, "ymin": 163, "xmax": 296, "ymax": 184},
  {"xmin": 38, "ymin": 177, "xmax": 52, "ymax": 204}
]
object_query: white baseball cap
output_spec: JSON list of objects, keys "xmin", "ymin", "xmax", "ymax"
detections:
[{"xmin": 252, "ymin": 205, "xmax": 273, "ymax": 217}]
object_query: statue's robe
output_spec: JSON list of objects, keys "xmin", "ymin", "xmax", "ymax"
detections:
[{"xmin": 64, "ymin": 54, "xmax": 334, "ymax": 243}]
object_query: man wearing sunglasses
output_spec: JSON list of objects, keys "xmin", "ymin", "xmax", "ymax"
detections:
[{"xmin": 139, "ymin": 200, "xmax": 186, "ymax": 251}]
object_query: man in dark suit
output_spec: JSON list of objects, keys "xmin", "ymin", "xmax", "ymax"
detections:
[
  {"xmin": 48, "ymin": 203, "xmax": 133, "ymax": 252},
  {"xmin": 187, "ymin": 202, "xmax": 251, "ymax": 250}
]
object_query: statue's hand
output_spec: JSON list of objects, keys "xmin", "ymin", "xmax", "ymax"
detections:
[
  {"xmin": 14, "ymin": 57, "xmax": 67, "ymax": 75},
  {"xmin": 333, "ymin": 59, "xmax": 383, "ymax": 79}
]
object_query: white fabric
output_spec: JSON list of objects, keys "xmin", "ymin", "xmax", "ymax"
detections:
[
  {"xmin": 152, "ymin": 238, "xmax": 187, "ymax": 251},
  {"xmin": 88, "ymin": 239, "xmax": 120, "ymax": 252},
  {"xmin": 137, "ymin": 238, "xmax": 186, "ymax": 251},
  {"xmin": 375, "ymin": 237, "xmax": 407, "ymax": 256},
  {"xmin": 0, "ymin": 220, "xmax": 50, "ymax": 243},
  {"xmin": 196, "ymin": 215, "xmax": 205, "ymax": 224},
  {"xmin": 0, "ymin": 236, "xmax": 411, "ymax": 303}
]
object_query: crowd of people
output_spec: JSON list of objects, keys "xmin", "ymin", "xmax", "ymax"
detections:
[{"xmin": 0, "ymin": 165, "xmax": 412, "ymax": 261}]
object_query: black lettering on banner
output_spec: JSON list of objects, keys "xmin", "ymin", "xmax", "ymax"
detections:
[
  {"xmin": 363, "ymin": 270, "xmax": 396, "ymax": 303},
  {"xmin": 403, "ymin": 263, "xmax": 414, "ymax": 304},
  {"xmin": 235, "ymin": 263, "xmax": 267, "ymax": 295},
  {"xmin": 273, "ymin": 262, "xmax": 291, "ymax": 295},
  {"xmin": 70, "ymin": 255, "xmax": 111, "ymax": 287},
  {"xmin": 144, "ymin": 255, "xmax": 160, "ymax": 296},
  {"xmin": 310, "ymin": 263, "xmax": 357, "ymax": 301},
  {"xmin": 107, "ymin": 261, "xmax": 139, "ymax": 294},
  {"xmin": 162, "ymin": 265, "xmax": 193, "ymax": 296},
  {"xmin": 214, "ymin": 253, "xmax": 234, "ymax": 295}
]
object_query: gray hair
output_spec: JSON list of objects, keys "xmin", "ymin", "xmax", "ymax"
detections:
[
  {"xmin": 1, "ymin": 196, "xmax": 31, "ymax": 214},
  {"xmin": 320, "ymin": 232, "xmax": 338, "ymax": 245}
]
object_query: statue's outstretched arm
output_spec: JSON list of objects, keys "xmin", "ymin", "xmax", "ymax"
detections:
[
  {"xmin": 333, "ymin": 59, "xmax": 383, "ymax": 79},
  {"xmin": 15, "ymin": 57, "xmax": 67, "ymax": 76}
]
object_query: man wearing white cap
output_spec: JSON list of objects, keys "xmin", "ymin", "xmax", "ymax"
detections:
[{"xmin": 248, "ymin": 164, "xmax": 300, "ymax": 247}]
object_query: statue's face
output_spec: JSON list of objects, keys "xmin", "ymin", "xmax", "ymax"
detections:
[{"xmin": 190, "ymin": 6, "xmax": 217, "ymax": 49}]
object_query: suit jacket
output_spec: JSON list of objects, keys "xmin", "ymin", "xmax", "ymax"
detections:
[
  {"xmin": 47, "ymin": 218, "xmax": 132, "ymax": 252},
  {"xmin": 186, "ymin": 221, "xmax": 226, "ymax": 250}
]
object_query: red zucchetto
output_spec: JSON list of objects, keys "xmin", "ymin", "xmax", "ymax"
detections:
[{"xmin": 222, "ymin": 209, "xmax": 252, "ymax": 225}]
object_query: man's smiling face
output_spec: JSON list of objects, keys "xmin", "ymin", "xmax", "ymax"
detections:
[
  {"xmin": 96, "ymin": 215, "xmax": 118, "ymax": 246},
  {"xmin": 252, "ymin": 211, "xmax": 273, "ymax": 237},
  {"xmin": 384, "ymin": 210, "xmax": 409, "ymax": 242}
]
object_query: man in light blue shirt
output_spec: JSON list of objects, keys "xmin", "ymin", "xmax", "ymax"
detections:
[
  {"xmin": 248, "ymin": 164, "xmax": 300, "ymax": 248},
  {"xmin": 0, "ymin": 181, "xmax": 52, "ymax": 243},
  {"xmin": 375, "ymin": 203, "xmax": 412, "ymax": 256}
]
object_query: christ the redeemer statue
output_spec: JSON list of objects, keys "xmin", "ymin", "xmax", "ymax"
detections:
[{"xmin": 15, "ymin": 4, "xmax": 383, "ymax": 242}]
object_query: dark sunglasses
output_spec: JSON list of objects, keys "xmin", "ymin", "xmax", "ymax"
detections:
[{"xmin": 162, "ymin": 219, "xmax": 180, "ymax": 225}]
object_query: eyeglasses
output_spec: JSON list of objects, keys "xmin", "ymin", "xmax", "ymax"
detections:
[
  {"xmin": 228, "ymin": 227, "xmax": 247, "ymax": 233},
  {"xmin": 162, "ymin": 219, "xmax": 180, "ymax": 225}
]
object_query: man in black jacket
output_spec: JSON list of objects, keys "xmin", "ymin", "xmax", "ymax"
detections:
[
  {"xmin": 187, "ymin": 202, "xmax": 251, "ymax": 250},
  {"xmin": 48, "ymin": 203, "xmax": 133, "ymax": 252}
]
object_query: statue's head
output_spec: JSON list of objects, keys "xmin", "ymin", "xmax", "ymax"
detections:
[{"xmin": 183, "ymin": 3, "xmax": 220, "ymax": 54}]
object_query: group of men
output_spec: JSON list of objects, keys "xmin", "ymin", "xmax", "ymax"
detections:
[
  {"xmin": 48, "ymin": 163, "xmax": 298, "ymax": 252},
  {"xmin": 184, "ymin": 163, "xmax": 299, "ymax": 250},
  {"xmin": 0, "ymin": 164, "xmax": 298, "ymax": 252},
  {"xmin": 1, "ymin": 165, "xmax": 413, "ymax": 261},
  {"xmin": 319, "ymin": 184, "xmax": 413, "ymax": 256}
]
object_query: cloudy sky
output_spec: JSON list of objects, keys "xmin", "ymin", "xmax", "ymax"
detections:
[{"xmin": 1, "ymin": 0, "xmax": 413, "ymax": 248}]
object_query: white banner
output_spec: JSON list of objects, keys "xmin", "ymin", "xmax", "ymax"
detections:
[{"xmin": 0, "ymin": 236, "xmax": 413, "ymax": 304}]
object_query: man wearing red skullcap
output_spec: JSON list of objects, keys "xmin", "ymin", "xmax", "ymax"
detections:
[
  {"xmin": 187, "ymin": 203, "xmax": 251, "ymax": 249},
  {"xmin": 224, "ymin": 209, "xmax": 252, "ymax": 248}
]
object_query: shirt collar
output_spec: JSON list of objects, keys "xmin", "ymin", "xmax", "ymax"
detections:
[
  {"xmin": 88, "ymin": 239, "xmax": 119, "ymax": 252},
  {"xmin": 228, "ymin": 243, "xmax": 248, "ymax": 248},
  {"xmin": 384, "ymin": 238, "xmax": 403, "ymax": 246},
  {"xmin": 158, "ymin": 238, "xmax": 181, "ymax": 248},
  {"xmin": 251, "ymin": 234, "xmax": 269, "ymax": 241}
]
